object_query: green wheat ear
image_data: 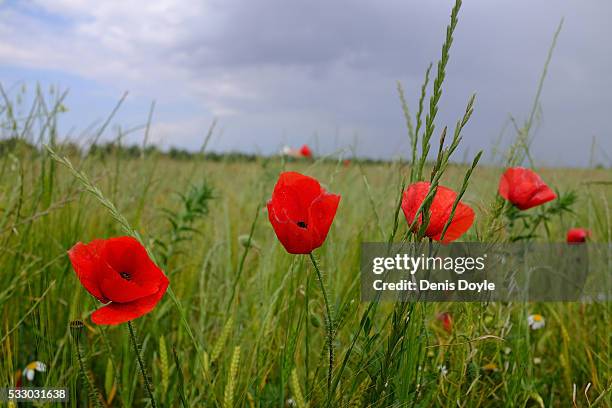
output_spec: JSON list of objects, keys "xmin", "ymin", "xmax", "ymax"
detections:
[
  {"xmin": 159, "ymin": 335, "xmax": 169, "ymax": 394},
  {"xmin": 349, "ymin": 377, "xmax": 371, "ymax": 408},
  {"xmin": 290, "ymin": 368, "xmax": 309, "ymax": 408},
  {"xmin": 224, "ymin": 346, "xmax": 241, "ymax": 408},
  {"xmin": 212, "ymin": 316, "xmax": 234, "ymax": 363},
  {"xmin": 417, "ymin": 0, "xmax": 463, "ymax": 182}
]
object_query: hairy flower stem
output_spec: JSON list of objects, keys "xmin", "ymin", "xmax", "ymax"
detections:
[
  {"xmin": 70, "ymin": 321, "xmax": 103, "ymax": 408},
  {"xmin": 128, "ymin": 321, "xmax": 158, "ymax": 408},
  {"xmin": 308, "ymin": 253, "xmax": 334, "ymax": 401}
]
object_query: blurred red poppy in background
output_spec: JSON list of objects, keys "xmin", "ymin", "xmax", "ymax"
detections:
[
  {"xmin": 401, "ymin": 181, "xmax": 474, "ymax": 243},
  {"xmin": 299, "ymin": 144, "xmax": 313, "ymax": 159},
  {"xmin": 68, "ymin": 236, "xmax": 169, "ymax": 325},
  {"xmin": 498, "ymin": 167, "xmax": 556, "ymax": 210},
  {"xmin": 567, "ymin": 228, "xmax": 590, "ymax": 243},
  {"xmin": 267, "ymin": 172, "xmax": 340, "ymax": 254},
  {"xmin": 437, "ymin": 312, "xmax": 453, "ymax": 334}
]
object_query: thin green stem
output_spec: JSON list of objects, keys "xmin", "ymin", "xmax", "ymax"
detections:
[
  {"xmin": 226, "ymin": 201, "xmax": 261, "ymax": 313},
  {"xmin": 128, "ymin": 321, "xmax": 158, "ymax": 408},
  {"xmin": 308, "ymin": 252, "xmax": 334, "ymax": 400}
]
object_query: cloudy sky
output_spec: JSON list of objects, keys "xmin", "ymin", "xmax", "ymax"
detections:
[{"xmin": 1, "ymin": 0, "xmax": 611, "ymax": 167}]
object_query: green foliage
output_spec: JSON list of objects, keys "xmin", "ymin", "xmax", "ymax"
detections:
[
  {"xmin": 504, "ymin": 190, "xmax": 577, "ymax": 241},
  {"xmin": 155, "ymin": 181, "xmax": 214, "ymax": 267}
]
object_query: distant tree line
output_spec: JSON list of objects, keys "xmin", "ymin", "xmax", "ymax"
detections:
[{"xmin": 0, "ymin": 137, "xmax": 397, "ymax": 165}]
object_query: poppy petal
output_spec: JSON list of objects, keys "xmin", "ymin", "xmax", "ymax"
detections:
[
  {"xmin": 269, "ymin": 185, "xmax": 309, "ymax": 223},
  {"xmin": 99, "ymin": 272, "xmax": 161, "ymax": 303},
  {"xmin": 101, "ymin": 237, "xmax": 163, "ymax": 284},
  {"xmin": 498, "ymin": 173, "xmax": 511, "ymax": 201},
  {"xmin": 91, "ymin": 277, "xmax": 169, "ymax": 325},
  {"xmin": 401, "ymin": 182, "xmax": 429, "ymax": 230},
  {"xmin": 273, "ymin": 172, "xmax": 323, "ymax": 218},
  {"xmin": 528, "ymin": 185, "xmax": 557, "ymax": 208},
  {"xmin": 268, "ymin": 204, "xmax": 317, "ymax": 254},
  {"xmin": 309, "ymin": 192, "xmax": 341, "ymax": 248},
  {"xmin": 432, "ymin": 202, "xmax": 475, "ymax": 242},
  {"xmin": 68, "ymin": 240, "xmax": 108, "ymax": 303},
  {"xmin": 426, "ymin": 185, "xmax": 457, "ymax": 237}
]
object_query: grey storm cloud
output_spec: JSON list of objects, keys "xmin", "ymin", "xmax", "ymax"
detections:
[{"xmin": 157, "ymin": 0, "xmax": 612, "ymax": 166}]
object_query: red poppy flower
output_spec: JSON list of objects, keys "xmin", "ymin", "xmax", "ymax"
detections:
[
  {"xmin": 567, "ymin": 228, "xmax": 590, "ymax": 243},
  {"xmin": 267, "ymin": 172, "xmax": 340, "ymax": 254},
  {"xmin": 498, "ymin": 167, "xmax": 556, "ymax": 210},
  {"xmin": 299, "ymin": 144, "xmax": 313, "ymax": 158},
  {"xmin": 68, "ymin": 236, "xmax": 169, "ymax": 325},
  {"xmin": 401, "ymin": 182, "xmax": 474, "ymax": 243},
  {"xmin": 437, "ymin": 312, "xmax": 453, "ymax": 334}
]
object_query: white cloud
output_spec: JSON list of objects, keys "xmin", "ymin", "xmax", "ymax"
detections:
[{"xmin": 1, "ymin": 1, "xmax": 220, "ymax": 100}]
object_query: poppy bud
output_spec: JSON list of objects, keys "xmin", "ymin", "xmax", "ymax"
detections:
[{"xmin": 566, "ymin": 228, "xmax": 590, "ymax": 243}]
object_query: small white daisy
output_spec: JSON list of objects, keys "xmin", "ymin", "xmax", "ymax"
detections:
[
  {"xmin": 438, "ymin": 365, "xmax": 448, "ymax": 376},
  {"xmin": 23, "ymin": 361, "xmax": 46, "ymax": 381},
  {"xmin": 527, "ymin": 314, "xmax": 545, "ymax": 330}
]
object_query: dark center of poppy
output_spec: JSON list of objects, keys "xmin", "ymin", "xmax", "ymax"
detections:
[
  {"xmin": 297, "ymin": 221, "xmax": 308, "ymax": 229},
  {"xmin": 119, "ymin": 271, "xmax": 132, "ymax": 281}
]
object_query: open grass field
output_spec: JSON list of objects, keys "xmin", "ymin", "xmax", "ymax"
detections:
[
  {"xmin": 0, "ymin": 147, "xmax": 610, "ymax": 406},
  {"xmin": 1, "ymin": 1, "xmax": 611, "ymax": 406}
]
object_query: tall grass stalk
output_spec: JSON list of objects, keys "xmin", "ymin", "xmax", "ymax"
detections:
[
  {"xmin": 226, "ymin": 201, "xmax": 261, "ymax": 313},
  {"xmin": 416, "ymin": 0, "xmax": 462, "ymax": 182},
  {"xmin": 410, "ymin": 64, "xmax": 433, "ymax": 183},
  {"xmin": 507, "ymin": 18, "xmax": 563, "ymax": 167}
]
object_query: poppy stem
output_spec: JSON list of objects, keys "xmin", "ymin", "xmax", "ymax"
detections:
[
  {"xmin": 128, "ymin": 321, "xmax": 158, "ymax": 408},
  {"xmin": 308, "ymin": 253, "xmax": 334, "ymax": 399}
]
